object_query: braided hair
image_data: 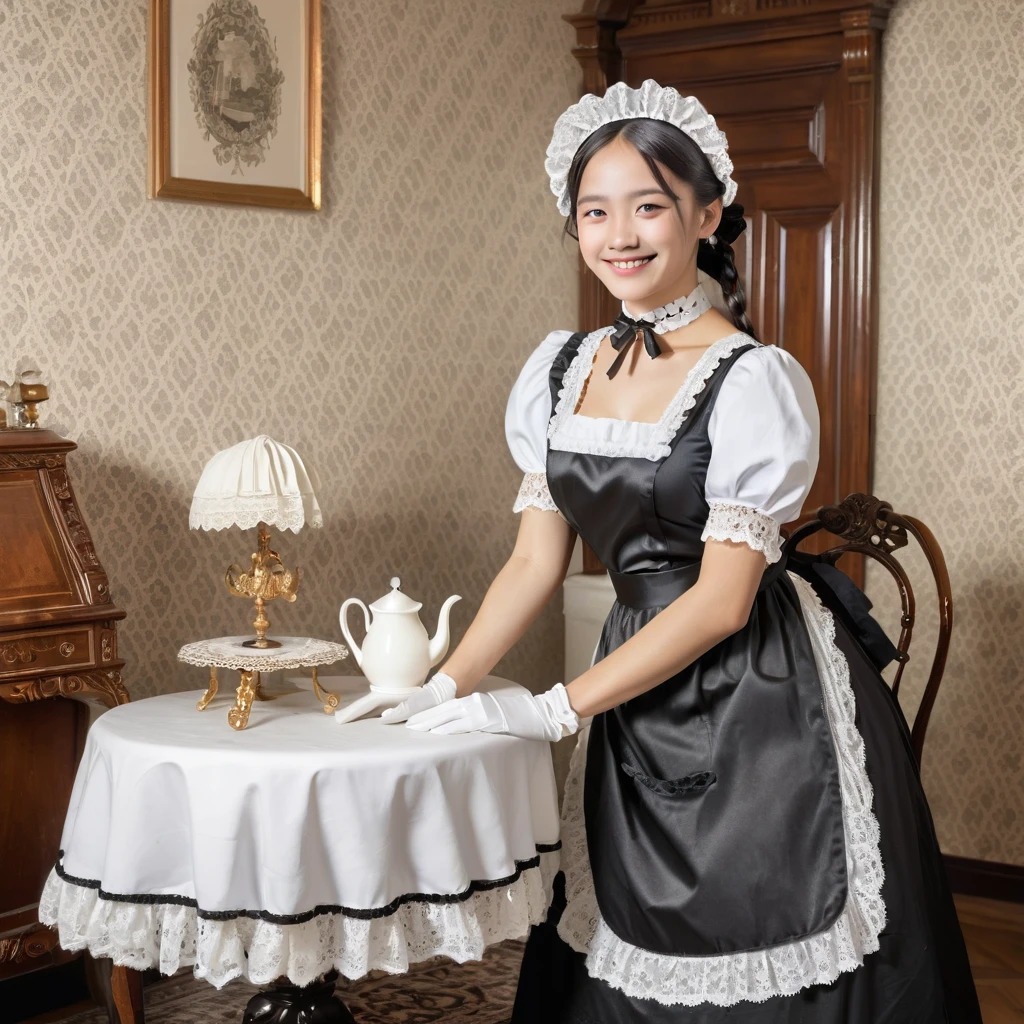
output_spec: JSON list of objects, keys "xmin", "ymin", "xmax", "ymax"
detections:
[{"xmin": 561, "ymin": 118, "xmax": 756, "ymax": 340}]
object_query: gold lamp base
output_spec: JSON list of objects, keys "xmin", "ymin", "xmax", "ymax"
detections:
[{"xmin": 225, "ymin": 522, "xmax": 300, "ymax": 647}]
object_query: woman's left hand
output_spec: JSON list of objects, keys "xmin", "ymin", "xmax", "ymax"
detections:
[{"xmin": 405, "ymin": 683, "xmax": 579, "ymax": 742}]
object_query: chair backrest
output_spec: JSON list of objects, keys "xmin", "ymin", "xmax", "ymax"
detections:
[{"xmin": 786, "ymin": 493, "xmax": 953, "ymax": 766}]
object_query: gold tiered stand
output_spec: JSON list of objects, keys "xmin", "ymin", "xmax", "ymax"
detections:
[{"xmin": 177, "ymin": 635, "xmax": 348, "ymax": 730}]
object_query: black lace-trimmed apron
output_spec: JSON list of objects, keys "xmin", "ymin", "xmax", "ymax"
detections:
[{"xmin": 511, "ymin": 331, "xmax": 982, "ymax": 1024}]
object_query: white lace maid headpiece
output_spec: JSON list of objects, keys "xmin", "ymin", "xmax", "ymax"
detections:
[{"xmin": 545, "ymin": 79, "xmax": 738, "ymax": 217}]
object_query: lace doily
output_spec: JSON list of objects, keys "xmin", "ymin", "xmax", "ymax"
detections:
[
  {"xmin": 548, "ymin": 330, "xmax": 756, "ymax": 461},
  {"xmin": 513, "ymin": 471, "xmax": 559, "ymax": 513},
  {"xmin": 177, "ymin": 636, "xmax": 349, "ymax": 672},
  {"xmin": 555, "ymin": 572, "xmax": 885, "ymax": 1007},
  {"xmin": 545, "ymin": 80, "xmax": 737, "ymax": 216},
  {"xmin": 701, "ymin": 501, "xmax": 783, "ymax": 564},
  {"xmin": 39, "ymin": 850, "xmax": 560, "ymax": 990}
]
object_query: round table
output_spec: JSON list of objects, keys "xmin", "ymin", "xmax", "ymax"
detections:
[{"xmin": 39, "ymin": 676, "xmax": 561, "ymax": 1020}]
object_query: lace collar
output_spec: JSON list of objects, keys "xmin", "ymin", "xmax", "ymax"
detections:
[{"xmin": 547, "ymin": 328, "xmax": 759, "ymax": 461}]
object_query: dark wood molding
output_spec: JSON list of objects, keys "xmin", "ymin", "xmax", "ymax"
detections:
[
  {"xmin": 837, "ymin": 6, "xmax": 884, "ymax": 512},
  {"xmin": 563, "ymin": 1, "xmax": 632, "ymax": 96},
  {"xmin": 611, "ymin": 0, "xmax": 898, "ymax": 57},
  {"xmin": 945, "ymin": 855, "xmax": 1024, "ymax": 905},
  {"xmin": 0, "ymin": 668, "xmax": 129, "ymax": 709}
]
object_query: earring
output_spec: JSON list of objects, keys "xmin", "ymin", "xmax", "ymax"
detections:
[{"xmin": 707, "ymin": 233, "xmax": 717, "ymax": 246}]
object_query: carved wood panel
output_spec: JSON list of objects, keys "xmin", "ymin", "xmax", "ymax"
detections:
[
  {"xmin": 0, "ymin": 429, "xmax": 128, "ymax": 986},
  {"xmin": 753, "ymin": 205, "xmax": 844, "ymax": 513},
  {"xmin": 0, "ymin": 627, "xmax": 96, "ymax": 679},
  {"xmin": 565, "ymin": 0, "xmax": 894, "ymax": 581},
  {"xmin": 0, "ymin": 669, "xmax": 129, "ymax": 708},
  {"xmin": 0, "ymin": 475, "xmax": 78, "ymax": 614}
]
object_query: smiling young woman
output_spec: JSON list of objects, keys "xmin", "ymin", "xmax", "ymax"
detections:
[
  {"xmin": 381, "ymin": 80, "xmax": 982, "ymax": 1023},
  {"xmin": 569, "ymin": 133, "xmax": 738, "ymax": 425}
]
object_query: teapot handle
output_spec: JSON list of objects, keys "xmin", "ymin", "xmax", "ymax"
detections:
[{"xmin": 339, "ymin": 598, "xmax": 370, "ymax": 669}]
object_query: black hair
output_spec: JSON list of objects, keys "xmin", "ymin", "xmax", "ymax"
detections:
[{"xmin": 562, "ymin": 118, "xmax": 755, "ymax": 339}]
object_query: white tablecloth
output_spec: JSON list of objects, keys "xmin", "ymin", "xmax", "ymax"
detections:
[{"xmin": 40, "ymin": 676, "xmax": 560, "ymax": 988}]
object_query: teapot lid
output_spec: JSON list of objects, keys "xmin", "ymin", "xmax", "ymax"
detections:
[{"xmin": 369, "ymin": 577, "xmax": 423, "ymax": 614}]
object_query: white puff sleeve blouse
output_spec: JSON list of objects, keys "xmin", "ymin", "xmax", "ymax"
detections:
[
  {"xmin": 703, "ymin": 344, "xmax": 819, "ymax": 563},
  {"xmin": 505, "ymin": 329, "xmax": 573, "ymax": 514},
  {"xmin": 504, "ymin": 331, "xmax": 819, "ymax": 562}
]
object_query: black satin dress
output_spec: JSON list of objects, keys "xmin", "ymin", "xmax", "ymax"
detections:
[{"xmin": 511, "ymin": 331, "xmax": 981, "ymax": 1023}]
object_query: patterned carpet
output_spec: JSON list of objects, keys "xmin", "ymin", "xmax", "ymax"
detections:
[{"xmin": 60, "ymin": 940, "xmax": 524, "ymax": 1023}]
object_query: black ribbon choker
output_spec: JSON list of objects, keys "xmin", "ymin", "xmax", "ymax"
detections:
[{"xmin": 607, "ymin": 311, "xmax": 663, "ymax": 380}]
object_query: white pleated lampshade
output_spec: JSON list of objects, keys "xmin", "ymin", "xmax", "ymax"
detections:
[{"xmin": 189, "ymin": 435, "xmax": 323, "ymax": 533}]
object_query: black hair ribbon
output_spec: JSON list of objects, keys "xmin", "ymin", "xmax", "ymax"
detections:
[{"xmin": 717, "ymin": 202, "xmax": 746, "ymax": 244}]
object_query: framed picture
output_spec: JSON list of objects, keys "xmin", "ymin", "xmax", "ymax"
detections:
[{"xmin": 148, "ymin": 0, "xmax": 321, "ymax": 210}]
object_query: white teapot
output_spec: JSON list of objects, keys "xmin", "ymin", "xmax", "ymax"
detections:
[{"xmin": 339, "ymin": 577, "xmax": 461, "ymax": 695}]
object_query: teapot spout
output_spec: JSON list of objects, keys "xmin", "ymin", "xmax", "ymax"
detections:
[{"xmin": 428, "ymin": 594, "xmax": 462, "ymax": 667}]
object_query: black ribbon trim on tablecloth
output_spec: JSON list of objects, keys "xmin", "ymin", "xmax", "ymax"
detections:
[{"xmin": 52, "ymin": 842, "xmax": 562, "ymax": 925}]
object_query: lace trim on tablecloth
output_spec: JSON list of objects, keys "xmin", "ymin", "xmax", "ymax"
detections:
[
  {"xmin": 547, "ymin": 331, "xmax": 757, "ymax": 461},
  {"xmin": 49, "ymin": 846, "xmax": 560, "ymax": 923},
  {"xmin": 39, "ymin": 849, "xmax": 561, "ymax": 989},
  {"xmin": 555, "ymin": 572, "xmax": 885, "ymax": 1007},
  {"xmin": 513, "ymin": 471, "xmax": 559, "ymax": 513},
  {"xmin": 700, "ymin": 501, "xmax": 783, "ymax": 564}
]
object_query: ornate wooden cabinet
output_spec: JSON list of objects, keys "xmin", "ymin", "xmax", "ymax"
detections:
[
  {"xmin": 0, "ymin": 429, "xmax": 128, "ymax": 980},
  {"xmin": 566, "ymin": 0, "xmax": 896, "ymax": 580}
]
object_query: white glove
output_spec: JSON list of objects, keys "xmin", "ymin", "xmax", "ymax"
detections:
[
  {"xmin": 405, "ymin": 683, "xmax": 579, "ymax": 741},
  {"xmin": 380, "ymin": 672, "xmax": 457, "ymax": 723}
]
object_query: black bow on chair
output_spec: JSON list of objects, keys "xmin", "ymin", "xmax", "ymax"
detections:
[{"xmin": 607, "ymin": 312, "xmax": 664, "ymax": 379}]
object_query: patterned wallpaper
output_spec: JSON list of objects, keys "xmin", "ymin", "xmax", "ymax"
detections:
[
  {"xmin": 2, "ymin": 0, "xmax": 1021, "ymax": 865},
  {"xmin": 0, "ymin": 1, "xmax": 578, "ymax": 703},
  {"xmin": 869, "ymin": 0, "xmax": 1024, "ymax": 862}
]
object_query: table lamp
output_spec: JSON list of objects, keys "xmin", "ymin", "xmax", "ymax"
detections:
[{"xmin": 189, "ymin": 435, "xmax": 322, "ymax": 649}]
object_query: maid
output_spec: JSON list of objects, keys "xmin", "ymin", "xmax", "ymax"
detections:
[{"xmin": 383, "ymin": 80, "xmax": 981, "ymax": 1022}]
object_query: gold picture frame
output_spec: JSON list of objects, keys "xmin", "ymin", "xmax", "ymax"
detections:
[{"xmin": 148, "ymin": 0, "xmax": 322, "ymax": 210}]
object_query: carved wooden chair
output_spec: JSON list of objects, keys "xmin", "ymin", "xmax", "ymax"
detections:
[{"xmin": 785, "ymin": 493, "xmax": 953, "ymax": 767}]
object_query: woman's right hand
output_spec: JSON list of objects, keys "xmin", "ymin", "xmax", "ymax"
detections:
[
  {"xmin": 381, "ymin": 507, "xmax": 576, "ymax": 726},
  {"xmin": 380, "ymin": 671, "xmax": 458, "ymax": 724}
]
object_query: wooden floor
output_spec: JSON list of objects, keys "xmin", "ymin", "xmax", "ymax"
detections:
[{"xmin": 957, "ymin": 894, "xmax": 1024, "ymax": 1022}]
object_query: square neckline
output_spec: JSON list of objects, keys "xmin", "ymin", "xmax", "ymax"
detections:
[
  {"xmin": 569, "ymin": 328, "xmax": 752, "ymax": 429},
  {"xmin": 547, "ymin": 328, "xmax": 759, "ymax": 463}
]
